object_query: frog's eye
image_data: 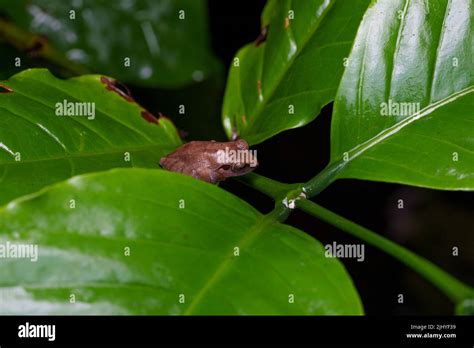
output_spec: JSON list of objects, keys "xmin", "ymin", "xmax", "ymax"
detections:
[{"xmin": 219, "ymin": 165, "xmax": 231, "ymax": 171}]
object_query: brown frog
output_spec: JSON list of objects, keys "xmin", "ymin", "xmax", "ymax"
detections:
[{"xmin": 159, "ymin": 139, "xmax": 258, "ymax": 184}]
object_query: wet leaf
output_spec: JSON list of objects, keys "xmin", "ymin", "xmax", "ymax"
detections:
[
  {"xmin": 330, "ymin": 0, "xmax": 474, "ymax": 190},
  {"xmin": 0, "ymin": 0, "xmax": 221, "ymax": 87},
  {"xmin": 222, "ymin": 0, "xmax": 370, "ymax": 144},
  {"xmin": 0, "ymin": 69, "xmax": 182, "ymax": 205}
]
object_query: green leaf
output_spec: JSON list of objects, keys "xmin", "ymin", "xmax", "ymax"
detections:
[
  {"xmin": 222, "ymin": 0, "xmax": 370, "ymax": 145},
  {"xmin": 0, "ymin": 168, "xmax": 363, "ymax": 315},
  {"xmin": 0, "ymin": 68, "xmax": 182, "ymax": 205},
  {"xmin": 330, "ymin": 0, "xmax": 474, "ymax": 190},
  {"xmin": 0, "ymin": 0, "xmax": 221, "ymax": 88}
]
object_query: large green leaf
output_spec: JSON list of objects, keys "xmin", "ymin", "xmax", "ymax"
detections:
[
  {"xmin": 222, "ymin": 0, "xmax": 370, "ymax": 145},
  {"xmin": 0, "ymin": 168, "xmax": 363, "ymax": 315},
  {"xmin": 0, "ymin": 0, "xmax": 221, "ymax": 87},
  {"xmin": 0, "ymin": 68, "xmax": 182, "ymax": 205},
  {"xmin": 330, "ymin": 0, "xmax": 474, "ymax": 190}
]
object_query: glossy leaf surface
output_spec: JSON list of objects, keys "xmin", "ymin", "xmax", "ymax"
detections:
[
  {"xmin": 331, "ymin": 0, "xmax": 473, "ymax": 190},
  {"xmin": 0, "ymin": 169, "xmax": 363, "ymax": 315},
  {"xmin": 222, "ymin": 0, "xmax": 370, "ymax": 144},
  {"xmin": 0, "ymin": 69, "xmax": 182, "ymax": 205}
]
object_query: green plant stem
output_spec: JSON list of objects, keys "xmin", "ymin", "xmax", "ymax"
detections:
[
  {"xmin": 0, "ymin": 18, "xmax": 89, "ymax": 77},
  {"xmin": 237, "ymin": 172, "xmax": 299, "ymax": 200},
  {"xmin": 297, "ymin": 198, "xmax": 474, "ymax": 304}
]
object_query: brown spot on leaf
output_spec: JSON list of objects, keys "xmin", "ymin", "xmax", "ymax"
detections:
[
  {"xmin": 284, "ymin": 17, "xmax": 290, "ymax": 29},
  {"xmin": 100, "ymin": 76, "xmax": 168, "ymax": 127},
  {"xmin": 100, "ymin": 76, "xmax": 134, "ymax": 102},
  {"xmin": 241, "ymin": 115, "xmax": 247, "ymax": 125},
  {"xmin": 257, "ymin": 80, "xmax": 262, "ymax": 97},
  {"xmin": 0, "ymin": 83, "xmax": 13, "ymax": 93},
  {"xmin": 255, "ymin": 25, "xmax": 269, "ymax": 47},
  {"xmin": 141, "ymin": 111, "xmax": 158, "ymax": 124}
]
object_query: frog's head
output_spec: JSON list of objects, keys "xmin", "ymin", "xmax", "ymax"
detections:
[{"xmin": 215, "ymin": 139, "xmax": 258, "ymax": 178}]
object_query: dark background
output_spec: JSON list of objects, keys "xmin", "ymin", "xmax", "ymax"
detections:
[{"xmin": 202, "ymin": 0, "xmax": 473, "ymax": 315}]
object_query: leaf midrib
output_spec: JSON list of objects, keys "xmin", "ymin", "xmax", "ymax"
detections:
[
  {"xmin": 245, "ymin": 0, "xmax": 336, "ymax": 131},
  {"xmin": 332, "ymin": 86, "xmax": 473, "ymax": 172}
]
